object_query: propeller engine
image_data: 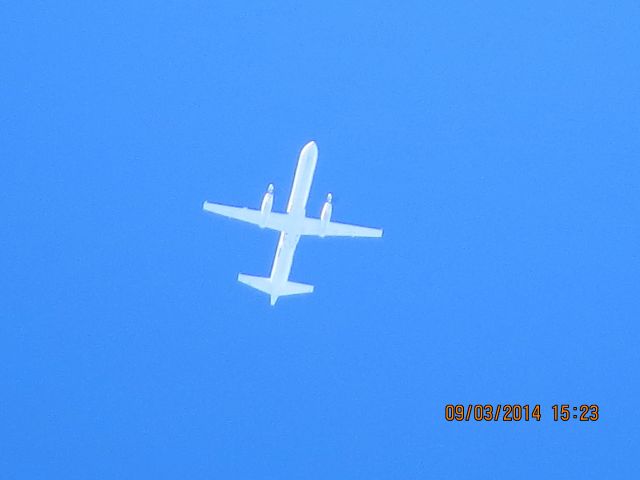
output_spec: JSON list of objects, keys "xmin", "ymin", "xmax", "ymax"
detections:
[
  {"xmin": 320, "ymin": 193, "xmax": 332, "ymax": 236},
  {"xmin": 260, "ymin": 183, "xmax": 274, "ymax": 228}
]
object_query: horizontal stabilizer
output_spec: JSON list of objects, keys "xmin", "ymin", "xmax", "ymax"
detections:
[
  {"xmin": 237, "ymin": 274, "xmax": 272, "ymax": 295},
  {"xmin": 280, "ymin": 280, "xmax": 314, "ymax": 296},
  {"xmin": 237, "ymin": 274, "xmax": 314, "ymax": 305}
]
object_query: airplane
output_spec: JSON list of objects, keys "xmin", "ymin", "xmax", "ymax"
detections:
[{"xmin": 203, "ymin": 141, "xmax": 383, "ymax": 305}]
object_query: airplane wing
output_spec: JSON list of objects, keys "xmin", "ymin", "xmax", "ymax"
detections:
[
  {"xmin": 202, "ymin": 201, "xmax": 291, "ymax": 232},
  {"xmin": 300, "ymin": 217, "xmax": 383, "ymax": 238},
  {"xmin": 203, "ymin": 201, "xmax": 383, "ymax": 238}
]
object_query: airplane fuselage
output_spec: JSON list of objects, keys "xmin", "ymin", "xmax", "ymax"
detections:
[{"xmin": 270, "ymin": 141, "xmax": 318, "ymax": 300}]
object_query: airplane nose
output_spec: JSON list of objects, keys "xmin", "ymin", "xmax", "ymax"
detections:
[{"xmin": 302, "ymin": 140, "xmax": 318, "ymax": 156}]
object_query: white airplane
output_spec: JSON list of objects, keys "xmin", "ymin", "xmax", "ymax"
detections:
[{"xmin": 203, "ymin": 141, "xmax": 383, "ymax": 305}]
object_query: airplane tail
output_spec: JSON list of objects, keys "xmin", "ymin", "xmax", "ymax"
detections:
[{"xmin": 237, "ymin": 274, "xmax": 314, "ymax": 305}]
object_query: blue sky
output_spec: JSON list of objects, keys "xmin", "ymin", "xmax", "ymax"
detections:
[{"xmin": 2, "ymin": 1, "xmax": 639, "ymax": 478}]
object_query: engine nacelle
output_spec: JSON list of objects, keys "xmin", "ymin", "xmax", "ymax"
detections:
[
  {"xmin": 260, "ymin": 184, "xmax": 274, "ymax": 227},
  {"xmin": 320, "ymin": 193, "xmax": 332, "ymax": 236}
]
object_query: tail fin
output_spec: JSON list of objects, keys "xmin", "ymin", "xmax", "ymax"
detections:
[{"xmin": 237, "ymin": 274, "xmax": 314, "ymax": 305}]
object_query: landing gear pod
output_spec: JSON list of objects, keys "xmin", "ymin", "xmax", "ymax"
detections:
[
  {"xmin": 320, "ymin": 193, "xmax": 333, "ymax": 235},
  {"xmin": 260, "ymin": 184, "xmax": 274, "ymax": 227}
]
